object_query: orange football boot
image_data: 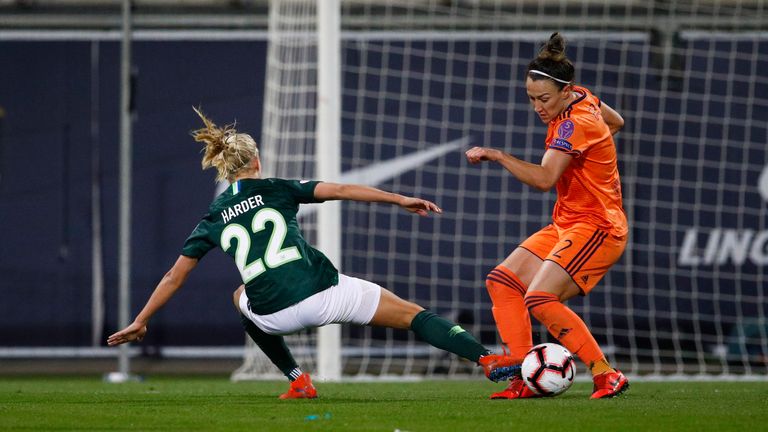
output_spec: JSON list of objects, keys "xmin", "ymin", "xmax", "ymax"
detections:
[
  {"xmin": 279, "ymin": 373, "xmax": 318, "ymax": 399},
  {"xmin": 590, "ymin": 369, "xmax": 629, "ymax": 399},
  {"xmin": 490, "ymin": 375, "xmax": 540, "ymax": 399},
  {"xmin": 478, "ymin": 354, "xmax": 522, "ymax": 382}
]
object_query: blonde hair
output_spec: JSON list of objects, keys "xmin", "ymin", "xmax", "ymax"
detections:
[{"xmin": 191, "ymin": 107, "xmax": 259, "ymax": 182}]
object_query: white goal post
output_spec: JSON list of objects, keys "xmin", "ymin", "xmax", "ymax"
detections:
[
  {"xmin": 315, "ymin": 0, "xmax": 343, "ymax": 382},
  {"xmin": 233, "ymin": 0, "xmax": 768, "ymax": 381}
]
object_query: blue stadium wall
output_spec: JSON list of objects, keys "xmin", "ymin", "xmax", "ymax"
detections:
[
  {"xmin": 0, "ymin": 40, "xmax": 268, "ymax": 347},
  {"xmin": 0, "ymin": 37, "xmax": 765, "ymax": 356}
]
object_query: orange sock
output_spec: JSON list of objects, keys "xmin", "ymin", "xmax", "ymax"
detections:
[
  {"xmin": 590, "ymin": 357, "xmax": 614, "ymax": 376},
  {"xmin": 524, "ymin": 292, "xmax": 608, "ymax": 374},
  {"xmin": 485, "ymin": 266, "xmax": 531, "ymax": 360}
]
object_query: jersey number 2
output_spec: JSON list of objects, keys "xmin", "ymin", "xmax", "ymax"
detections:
[{"xmin": 220, "ymin": 208, "xmax": 302, "ymax": 283}]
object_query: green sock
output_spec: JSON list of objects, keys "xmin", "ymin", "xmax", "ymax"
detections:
[
  {"xmin": 240, "ymin": 314, "xmax": 299, "ymax": 379},
  {"xmin": 410, "ymin": 310, "xmax": 490, "ymax": 362}
]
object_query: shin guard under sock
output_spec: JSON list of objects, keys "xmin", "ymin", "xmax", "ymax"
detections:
[
  {"xmin": 410, "ymin": 310, "xmax": 489, "ymax": 362},
  {"xmin": 486, "ymin": 266, "xmax": 532, "ymax": 359}
]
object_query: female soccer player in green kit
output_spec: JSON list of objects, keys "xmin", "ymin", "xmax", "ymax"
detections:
[{"xmin": 108, "ymin": 108, "xmax": 518, "ymax": 399}]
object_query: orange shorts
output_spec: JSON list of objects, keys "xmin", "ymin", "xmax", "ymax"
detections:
[{"xmin": 519, "ymin": 223, "xmax": 626, "ymax": 295}]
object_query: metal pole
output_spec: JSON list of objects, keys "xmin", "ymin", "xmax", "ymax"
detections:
[
  {"xmin": 90, "ymin": 40, "xmax": 105, "ymax": 347},
  {"xmin": 315, "ymin": 0, "xmax": 342, "ymax": 382},
  {"xmin": 117, "ymin": 0, "xmax": 133, "ymax": 378}
]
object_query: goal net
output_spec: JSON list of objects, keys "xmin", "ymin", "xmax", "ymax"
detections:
[{"xmin": 233, "ymin": 0, "xmax": 768, "ymax": 381}]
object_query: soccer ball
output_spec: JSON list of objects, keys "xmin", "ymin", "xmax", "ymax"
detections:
[{"xmin": 521, "ymin": 343, "xmax": 577, "ymax": 396}]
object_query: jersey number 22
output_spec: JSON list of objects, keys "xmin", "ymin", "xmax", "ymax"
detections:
[{"xmin": 220, "ymin": 208, "xmax": 301, "ymax": 283}]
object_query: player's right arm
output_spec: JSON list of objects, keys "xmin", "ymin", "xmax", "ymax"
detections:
[
  {"xmin": 313, "ymin": 182, "xmax": 441, "ymax": 216},
  {"xmin": 600, "ymin": 102, "xmax": 624, "ymax": 135},
  {"xmin": 466, "ymin": 147, "xmax": 572, "ymax": 192},
  {"xmin": 107, "ymin": 255, "xmax": 198, "ymax": 346}
]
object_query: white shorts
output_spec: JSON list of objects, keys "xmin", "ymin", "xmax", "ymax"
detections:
[{"xmin": 239, "ymin": 273, "xmax": 383, "ymax": 335}]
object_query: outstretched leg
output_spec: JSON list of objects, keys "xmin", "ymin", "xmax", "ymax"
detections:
[
  {"xmin": 369, "ymin": 288, "xmax": 519, "ymax": 382},
  {"xmin": 369, "ymin": 288, "xmax": 487, "ymax": 360}
]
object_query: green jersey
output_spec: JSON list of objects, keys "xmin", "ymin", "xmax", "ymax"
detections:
[{"xmin": 181, "ymin": 178, "xmax": 339, "ymax": 314}]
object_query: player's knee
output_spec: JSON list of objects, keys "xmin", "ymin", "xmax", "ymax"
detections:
[
  {"xmin": 374, "ymin": 290, "xmax": 424, "ymax": 329},
  {"xmin": 485, "ymin": 275, "xmax": 504, "ymax": 298},
  {"xmin": 401, "ymin": 302, "xmax": 424, "ymax": 328},
  {"xmin": 524, "ymin": 290, "xmax": 561, "ymax": 321},
  {"xmin": 387, "ymin": 300, "xmax": 423, "ymax": 329},
  {"xmin": 526, "ymin": 282, "xmax": 575, "ymax": 303},
  {"xmin": 485, "ymin": 266, "xmax": 524, "ymax": 303}
]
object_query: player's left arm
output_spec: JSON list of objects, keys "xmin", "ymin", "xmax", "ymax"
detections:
[
  {"xmin": 600, "ymin": 101, "xmax": 624, "ymax": 135},
  {"xmin": 465, "ymin": 147, "xmax": 572, "ymax": 192},
  {"xmin": 107, "ymin": 255, "xmax": 199, "ymax": 346},
  {"xmin": 314, "ymin": 182, "xmax": 441, "ymax": 216}
]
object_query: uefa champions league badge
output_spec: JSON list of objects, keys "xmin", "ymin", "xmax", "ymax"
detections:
[{"xmin": 557, "ymin": 119, "xmax": 575, "ymax": 139}]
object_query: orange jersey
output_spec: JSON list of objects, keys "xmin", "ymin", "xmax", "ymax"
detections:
[{"xmin": 545, "ymin": 86, "xmax": 627, "ymax": 237}]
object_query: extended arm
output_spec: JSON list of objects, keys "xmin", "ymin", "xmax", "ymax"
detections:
[
  {"xmin": 314, "ymin": 182, "xmax": 441, "ymax": 216},
  {"xmin": 107, "ymin": 255, "xmax": 199, "ymax": 346},
  {"xmin": 465, "ymin": 147, "xmax": 572, "ymax": 192},
  {"xmin": 600, "ymin": 102, "xmax": 624, "ymax": 135}
]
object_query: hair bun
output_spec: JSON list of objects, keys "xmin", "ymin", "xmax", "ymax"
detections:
[{"xmin": 538, "ymin": 32, "xmax": 567, "ymax": 62}]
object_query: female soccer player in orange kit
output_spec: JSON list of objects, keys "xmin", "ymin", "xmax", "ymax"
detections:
[{"xmin": 466, "ymin": 33, "xmax": 629, "ymax": 399}]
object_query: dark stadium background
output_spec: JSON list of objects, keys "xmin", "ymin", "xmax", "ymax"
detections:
[{"xmin": 0, "ymin": 38, "xmax": 765, "ymax": 366}]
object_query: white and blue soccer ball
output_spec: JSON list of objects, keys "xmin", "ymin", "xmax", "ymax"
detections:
[{"xmin": 521, "ymin": 343, "xmax": 577, "ymax": 396}]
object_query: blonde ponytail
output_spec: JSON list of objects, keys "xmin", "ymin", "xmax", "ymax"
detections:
[{"xmin": 191, "ymin": 107, "xmax": 258, "ymax": 182}]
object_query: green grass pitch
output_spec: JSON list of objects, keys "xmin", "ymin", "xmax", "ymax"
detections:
[{"xmin": 2, "ymin": 376, "xmax": 767, "ymax": 431}]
